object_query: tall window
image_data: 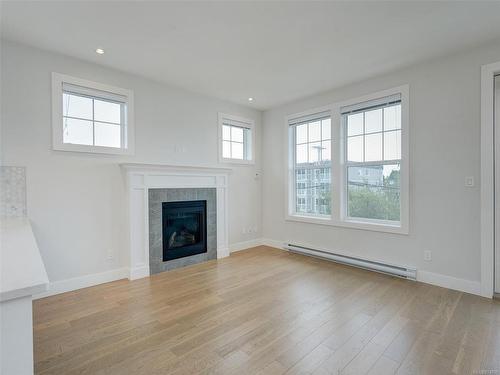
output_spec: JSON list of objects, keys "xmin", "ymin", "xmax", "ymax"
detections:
[
  {"xmin": 286, "ymin": 86, "xmax": 408, "ymax": 234},
  {"xmin": 342, "ymin": 94, "xmax": 401, "ymax": 223},
  {"xmin": 289, "ymin": 111, "xmax": 331, "ymax": 216},
  {"xmin": 52, "ymin": 73, "xmax": 134, "ymax": 155},
  {"xmin": 219, "ymin": 113, "xmax": 254, "ymax": 164}
]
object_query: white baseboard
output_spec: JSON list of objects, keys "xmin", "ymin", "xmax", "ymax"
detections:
[
  {"xmin": 34, "ymin": 267, "xmax": 129, "ymax": 299},
  {"xmin": 262, "ymin": 238, "xmax": 285, "ymax": 250},
  {"xmin": 229, "ymin": 238, "xmax": 285, "ymax": 253},
  {"xmin": 417, "ymin": 270, "xmax": 481, "ymax": 296},
  {"xmin": 129, "ymin": 265, "xmax": 150, "ymax": 280},
  {"xmin": 229, "ymin": 238, "xmax": 264, "ymax": 253}
]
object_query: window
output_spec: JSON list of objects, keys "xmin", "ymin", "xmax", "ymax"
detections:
[
  {"xmin": 288, "ymin": 111, "xmax": 332, "ymax": 217},
  {"xmin": 218, "ymin": 113, "xmax": 254, "ymax": 164},
  {"xmin": 52, "ymin": 73, "xmax": 134, "ymax": 155},
  {"xmin": 342, "ymin": 94, "xmax": 402, "ymax": 223},
  {"xmin": 286, "ymin": 86, "xmax": 409, "ymax": 234}
]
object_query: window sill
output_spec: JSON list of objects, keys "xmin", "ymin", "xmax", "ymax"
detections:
[
  {"xmin": 285, "ymin": 214, "xmax": 408, "ymax": 235},
  {"xmin": 219, "ymin": 157, "xmax": 255, "ymax": 166},
  {"xmin": 53, "ymin": 142, "xmax": 134, "ymax": 156}
]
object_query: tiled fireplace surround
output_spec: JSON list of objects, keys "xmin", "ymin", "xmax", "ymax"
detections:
[
  {"xmin": 121, "ymin": 164, "xmax": 231, "ymax": 280},
  {"xmin": 148, "ymin": 188, "xmax": 217, "ymax": 274}
]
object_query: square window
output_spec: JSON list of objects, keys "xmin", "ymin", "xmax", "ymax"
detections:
[
  {"xmin": 53, "ymin": 73, "xmax": 133, "ymax": 155},
  {"xmin": 219, "ymin": 114, "xmax": 254, "ymax": 163}
]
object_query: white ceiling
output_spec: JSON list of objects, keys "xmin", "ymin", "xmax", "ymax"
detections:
[{"xmin": 2, "ymin": 1, "xmax": 500, "ymax": 110}]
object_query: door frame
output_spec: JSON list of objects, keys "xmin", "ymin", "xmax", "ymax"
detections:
[{"xmin": 481, "ymin": 61, "xmax": 500, "ymax": 298}]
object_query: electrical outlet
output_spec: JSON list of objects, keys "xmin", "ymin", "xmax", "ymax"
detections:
[
  {"xmin": 106, "ymin": 250, "xmax": 114, "ymax": 261},
  {"xmin": 174, "ymin": 145, "xmax": 187, "ymax": 153},
  {"xmin": 465, "ymin": 176, "xmax": 474, "ymax": 187},
  {"xmin": 424, "ymin": 250, "xmax": 432, "ymax": 261}
]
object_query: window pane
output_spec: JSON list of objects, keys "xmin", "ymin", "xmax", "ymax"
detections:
[
  {"xmin": 63, "ymin": 118, "xmax": 93, "ymax": 145},
  {"xmin": 321, "ymin": 118, "xmax": 331, "ymax": 140},
  {"xmin": 384, "ymin": 130, "xmax": 401, "ymax": 160},
  {"xmin": 295, "ymin": 164, "xmax": 331, "ymax": 215},
  {"xmin": 231, "ymin": 127, "xmax": 244, "ymax": 143},
  {"xmin": 94, "ymin": 122, "xmax": 121, "ymax": 148},
  {"xmin": 321, "ymin": 140, "xmax": 331, "ymax": 161},
  {"xmin": 244, "ymin": 128, "xmax": 252, "ymax": 159},
  {"xmin": 232, "ymin": 142, "xmax": 243, "ymax": 159},
  {"xmin": 94, "ymin": 99, "xmax": 121, "ymax": 124},
  {"xmin": 62, "ymin": 93, "xmax": 92, "ymax": 119},
  {"xmin": 347, "ymin": 135, "xmax": 363, "ymax": 162},
  {"xmin": 347, "ymin": 113, "xmax": 363, "ymax": 136},
  {"xmin": 365, "ymin": 133, "xmax": 382, "ymax": 162},
  {"xmin": 365, "ymin": 108, "xmax": 382, "ymax": 133},
  {"xmin": 308, "ymin": 121, "xmax": 321, "ymax": 142},
  {"xmin": 222, "ymin": 140, "xmax": 231, "ymax": 158},
  {"xmin": 308, "ymin": 142, "xmax": 321, "ymax": 163},
  {"xmin": 296, "ymin": 144, "xmax": 308, "ymax": 164},
  {"xmin": 222, "ymin": 125, "xmax": 231, "ymax": 141},
  {"xmin": 294, "ymin": 167, "xmax": 331, "ymax": 215},
  {"xmin": 347, "ymin": 164, "xmax": 400, "ymax": 221},
  {"xmin": 296, "ymin": 124, "xmax": 308, "ymax": 144},
  {"xmin": 384, "ymin": 104, "xmax": 401, "ymax": 131}
]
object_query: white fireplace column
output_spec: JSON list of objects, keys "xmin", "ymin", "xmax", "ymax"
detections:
[{"xmin": 120, "ymin": 163, "xmax": 231, "ymax": 280}]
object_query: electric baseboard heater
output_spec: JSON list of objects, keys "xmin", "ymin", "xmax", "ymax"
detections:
[{"xmin": 285, "ymin": 243, "xmax": 417, "ymax": 280}]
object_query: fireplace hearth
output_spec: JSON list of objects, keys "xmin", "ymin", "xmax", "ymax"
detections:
[{"xmin": 162, "ymin": 200, "xmax": 207, "ymax": 261}]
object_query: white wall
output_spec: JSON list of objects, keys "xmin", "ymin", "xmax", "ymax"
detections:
[
  {"xmin": 1, "ymin": 41, "xmax": 262, "ymax": 283},
  {"xmin": 262, "ymin": 39, "xmax": 500, "ymax": 289}
]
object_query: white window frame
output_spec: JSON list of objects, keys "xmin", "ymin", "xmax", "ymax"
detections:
[
  {"xmin": 286, "ymin": 107, "xmax": 333, "ymax": 220},
  {"xmin": 51, "ymin": 72, "xmax": 135, "ymax": 155},
  {"xmin": 218, "ymin": 113, "xmax": 255, "ymax": 165},
  {"xmin": 285, "ymin": 85, "xmax": 409, "ymax": 234}
]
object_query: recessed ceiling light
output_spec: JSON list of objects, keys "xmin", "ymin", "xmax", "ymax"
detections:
[
  {"xmin": 95, "ymin": 48, "xmax": 105, "ymax": 55},
  {"xmin": 248, "ymin": 97, "xmax": 254, "ymax": 102}
]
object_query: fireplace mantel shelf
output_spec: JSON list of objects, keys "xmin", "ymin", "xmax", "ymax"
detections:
[{"xmin": 120, "ymin": 163, "xmax": 232, "ymax": 174}]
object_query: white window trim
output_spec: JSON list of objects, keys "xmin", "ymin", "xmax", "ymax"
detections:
[
  {"xmin": 218, "ymin": 112, "xmax": 255, "ymax": 165},
  {"xmin": 285, "ymin": 85, "xmax": 409, "ymax": 235},
  {"xmin": 51, "ymin": 72, "xmax": 135, "ymax": 155}
]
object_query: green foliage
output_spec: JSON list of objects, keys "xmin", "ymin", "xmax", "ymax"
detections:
[{"xmin": 348, "ymin": 170, "xmax": 400, "ymax": 221}]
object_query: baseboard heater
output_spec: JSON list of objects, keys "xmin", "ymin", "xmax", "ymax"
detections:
[{"xmin": 284, "ymin": 243, "xmax": 417, "ymax": 280}]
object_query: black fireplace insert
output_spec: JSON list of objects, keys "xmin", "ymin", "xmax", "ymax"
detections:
[{"xmin": 162, "ymin": 200, "xmax": 207, "ymax": 261}]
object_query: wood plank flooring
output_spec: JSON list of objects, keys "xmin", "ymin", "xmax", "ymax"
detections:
[{"xmin": 33, "ymin": 246, "xmax": 500, "ymax": 375}]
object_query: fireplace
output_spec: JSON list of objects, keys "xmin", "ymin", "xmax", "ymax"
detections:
[{"xmin": 162, "ymin": 200, "xmax": 207, "ymax": 261}]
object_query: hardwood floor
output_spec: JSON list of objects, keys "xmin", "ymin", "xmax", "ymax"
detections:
[{"xmin": 33, "ymin": 246, "xmax": 500, "ymax": 375}]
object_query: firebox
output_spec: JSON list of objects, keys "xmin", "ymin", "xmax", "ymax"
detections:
[{"xmin": 162, "ymin": 200, "xmax": 207, "ymax": 261}]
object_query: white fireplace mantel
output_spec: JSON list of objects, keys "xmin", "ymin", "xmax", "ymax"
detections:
[{"xmin": 121, "ymin": 163, "xmax": 232, "ymax": 280}]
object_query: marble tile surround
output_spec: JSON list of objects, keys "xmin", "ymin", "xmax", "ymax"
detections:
[
  {"xmin": 148, "ymin": 188, "xmax": 217, "ymax": 275},
  {"xmin": 0, "ymin": 166, "xmax": 27, "ymax": 218}
]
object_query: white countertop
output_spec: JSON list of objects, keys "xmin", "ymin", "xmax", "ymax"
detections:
[{"xmin": 0, "ymin": 218, "xmax": 49, "ymax": 302}]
